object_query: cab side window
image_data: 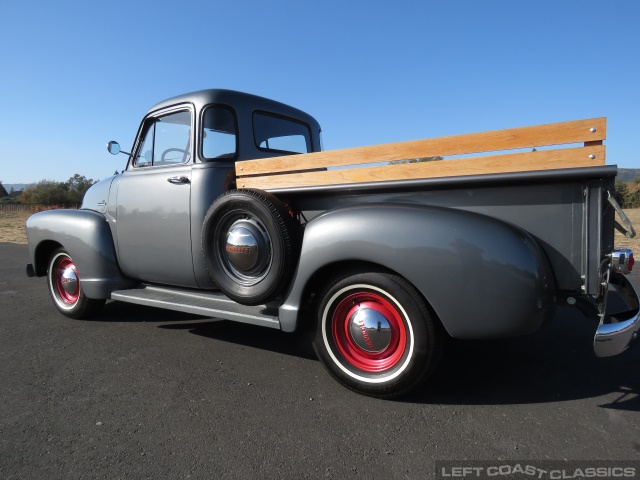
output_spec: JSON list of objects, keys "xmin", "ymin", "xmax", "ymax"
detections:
[
  {"xmin": 201, "ymin": 106, "xmax": 237, "ymax": 160},
  {"xmin": 134, "ymin": 110, "xmax": 192, "ymax": 167}
]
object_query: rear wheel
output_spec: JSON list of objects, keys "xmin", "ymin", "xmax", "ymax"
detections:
[
  {"xmin": 47, "ymin": 248, "xmax": 105, "ymax": 319},
  {"xmin": 314, "ymin": 271, "xmax": 443, "ymax": 398}
]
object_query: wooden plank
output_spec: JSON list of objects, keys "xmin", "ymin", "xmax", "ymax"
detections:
[
  {"xmin": 236, "ymin": 118, "xmax": 606, "ymax": 177},
  {"xmin": 238, "ymin": 145, "xmax": 606, "ymax": 190}
]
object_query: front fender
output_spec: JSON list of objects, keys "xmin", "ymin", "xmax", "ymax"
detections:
[
  {"xmin": 280, "ymin": 203, "xmax": 555, "ymax": 337},
  {"xmin": 26, "ymin": 209, "xmax": 136, "ymax": 298}
]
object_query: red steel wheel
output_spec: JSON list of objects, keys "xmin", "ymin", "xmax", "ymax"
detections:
[
  {"xmin": 314, "ymin": 271, "xmax": 443, "ymax": 398},
  {"xmin": 330, "ymin": 291, "xmax": 408, "ymax": 373},
  {"xmin": 51, "ymin": 254, "xmax": 80, "ymax": 307},
  {"xmin": 46, "ymin": 248, "xmax": 105, "ymax": 319}
]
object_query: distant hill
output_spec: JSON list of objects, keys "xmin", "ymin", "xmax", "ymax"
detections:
[
  {"xmin": 2, "ymin": 183, "xmax": 28, "ymax": 192},
  {"xmin": 617, "ymin": 169, "xmax": 640, "ymax": 182}
]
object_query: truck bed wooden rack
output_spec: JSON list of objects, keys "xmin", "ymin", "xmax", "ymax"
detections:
[{"xmin": 236, "ymin": 117, "xmax": 606, "ymax": 190}]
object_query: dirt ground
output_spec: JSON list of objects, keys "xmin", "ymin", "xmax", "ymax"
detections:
[
  {"xmin": 2, "ymin": 209, "xmax": 639, "ymax": 252},
  {"xmin": 614, "ymin": 208, "xmax": 640, "ymax": 251},
  {"xmin": 0, "ymin": 211, "xmax": 31, "ymax": 244}
]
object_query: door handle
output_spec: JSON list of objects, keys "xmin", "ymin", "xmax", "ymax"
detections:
[{"xmin": 167, "ymin": 176, "xmax": 190, "ymax": 185}]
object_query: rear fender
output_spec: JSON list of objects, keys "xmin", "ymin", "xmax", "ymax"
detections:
[
  {"xmin": 26, "ymin": 209, "xmax": 136, "ymax": 298},
  {"xmin": 279, "ymin": 203, "xmax": 555, "ymax": 337}
]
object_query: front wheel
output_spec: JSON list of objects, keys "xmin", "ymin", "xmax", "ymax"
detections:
[
  {"xmin": 313, "ymin": 271, "xmax": 444, "ymax": 398},
  {"xmin": 47, "ymin": 248, "xmax": 105, "ymax": 319}
]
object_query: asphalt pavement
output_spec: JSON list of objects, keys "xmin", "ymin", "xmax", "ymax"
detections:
[{"xmin": 1, "ymin": 243, "xmax": 639, "ymax": 479}]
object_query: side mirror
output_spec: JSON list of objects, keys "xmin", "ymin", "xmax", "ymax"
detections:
[
  {"xmin": 107, "ymin": 141, "xmax": 131, "ymax": 156},
  {"xmin": 107, "ymin": 141, "xmax": 120, "ymax": 155}
]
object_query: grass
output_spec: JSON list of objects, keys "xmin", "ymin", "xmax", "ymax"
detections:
[
  {"xmin": 3, "ymin": 209, "xmax": 640, "ymax": 253},
  {"xmin": 0, "ymin": 211, "xmax": 30, "ymax": 244}
]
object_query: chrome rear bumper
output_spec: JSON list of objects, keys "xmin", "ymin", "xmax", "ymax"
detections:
[{"xmin": 594, "ymin": 272, "xmax": 640, "ymax": 357}]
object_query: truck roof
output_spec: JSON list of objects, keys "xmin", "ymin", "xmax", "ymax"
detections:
[{"xmin": 147, "ymin": 89, "xmax": 321, "ymax": 133}]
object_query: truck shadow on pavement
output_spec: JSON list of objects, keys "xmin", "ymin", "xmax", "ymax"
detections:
[
  {"xmin": 411, "ymin": 312, "xmax": 640, "ymax": 410},
  {"xmin": 159, "ymin": 318, "xmax": 318, "ymax": 361},
  {"xmin": 100, "ymin": 302, "xmax": 638, "ymax": 410},
  {"xmin": 100, "ymin": 301, "xmax": 318, "ymax": 360}
]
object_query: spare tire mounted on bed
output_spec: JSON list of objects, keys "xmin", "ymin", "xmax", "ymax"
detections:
[{"xmin": 202, "ymin": 189, "xmax": 299, "ymax": 306}]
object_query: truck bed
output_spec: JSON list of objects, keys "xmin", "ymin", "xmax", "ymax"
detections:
[{"xmin": 236, "ymin": 118, "xmax": 614, "ymax": 297}]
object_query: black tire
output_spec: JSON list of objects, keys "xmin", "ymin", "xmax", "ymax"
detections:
[
  {"xmin": 202, "ymin": 189, "xmax": 299, "ymax": 305},
  {"xmin": 313, "ymin": 271, "xmax": 444, "ymax": 398},
  {"xmin": 46, "ymin": 248, "xmax": 105, "ymax": 319}
]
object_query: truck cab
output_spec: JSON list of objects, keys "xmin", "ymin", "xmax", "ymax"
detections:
[{"xmin": 85, "ymin": 90, "xmax": 322, "ymax": 291}]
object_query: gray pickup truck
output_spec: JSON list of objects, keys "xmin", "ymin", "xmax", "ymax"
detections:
[{"xmin": 25, "ymin": 89, "xmax": 639, "ymax": 398}]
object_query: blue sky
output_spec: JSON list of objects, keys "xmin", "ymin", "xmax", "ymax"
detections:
[{"xmin": 1, "ymin": 0, "xmax": 638, "ymax": 184}]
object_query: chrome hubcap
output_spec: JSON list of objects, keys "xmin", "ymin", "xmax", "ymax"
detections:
[
  {"xmin": 224, "ymin": 219, "xmax": 271, "ymax": 276},
  {"xmin": 60, "ymin": 267, "xmax": 78, "ymax": 295},
  {"xmin": 348, "ymin": 307, "xmax": 392, "ymax": 353},
  {"xmin": 226, "ymin": 226, "xmax": 259, "ymax": 271}
]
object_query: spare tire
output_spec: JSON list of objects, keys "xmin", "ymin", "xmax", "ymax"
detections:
[{"xmin": 202, "ymin": 189, "xmax": 299, "ymax": 306}]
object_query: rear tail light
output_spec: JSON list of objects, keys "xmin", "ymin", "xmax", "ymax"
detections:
[{"xmin": 629, "ymin": 253, "xmax": 634, "ymax": 272}]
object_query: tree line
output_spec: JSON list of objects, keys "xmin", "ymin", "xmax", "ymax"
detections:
[
  {"xmin": 0, "ymin": 175, "xmax": 97, "ymax": 206},
  {"xmin": 615, "ymin": 179, "xmax": 640, "ymax": 209}
]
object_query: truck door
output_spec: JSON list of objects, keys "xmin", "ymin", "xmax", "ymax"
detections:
[{"xmin": 115, "ymin": 107, "xmax": 197, "ymax": 288}]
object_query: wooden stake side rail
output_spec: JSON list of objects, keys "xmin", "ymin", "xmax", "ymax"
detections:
[{"xmin": 236, "ymin": 117, "xmax": 606, "ymax": 190}]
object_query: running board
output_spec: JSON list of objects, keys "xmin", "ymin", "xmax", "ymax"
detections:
[{"xmin": 110, "ymin": 285, "xmax": 281, "ymax": 329}]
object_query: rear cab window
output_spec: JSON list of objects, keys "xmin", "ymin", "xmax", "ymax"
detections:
[{"xmin": 253, "ymin": 111, "xmax": 312, "ymax": 154}]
